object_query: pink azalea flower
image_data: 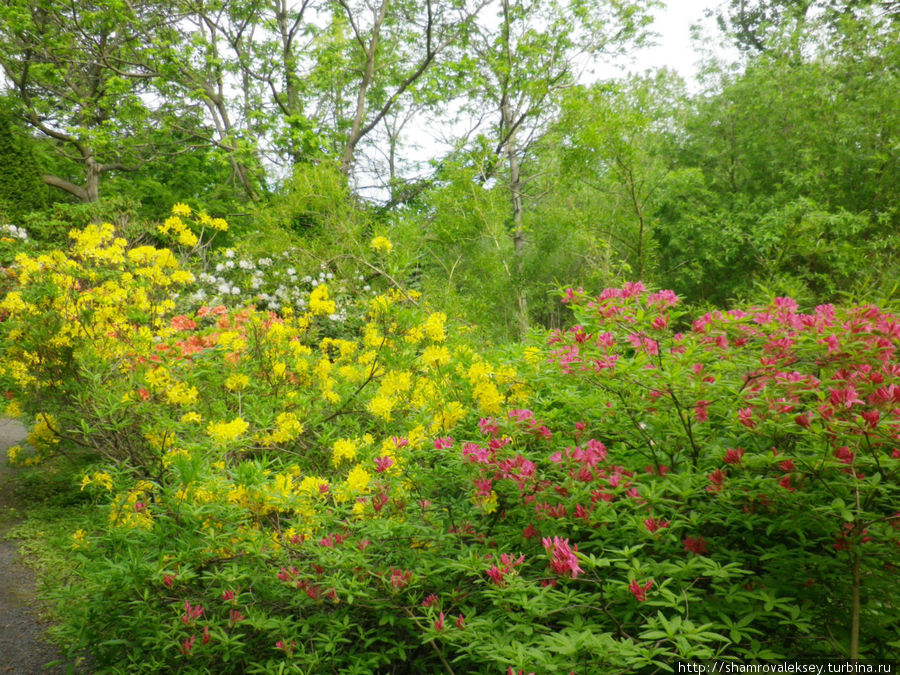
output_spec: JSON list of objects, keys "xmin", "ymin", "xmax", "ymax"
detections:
[
  {"xmin": 706, "ymin": 468, "xmax": 726, "ymax": 493},
  {"xmin": 694, "ymin": 400, "xmax": 710, "ymax": 422},
  {"xmin": 683, "ymin": 536, "xmax": 708, "ymax": 555},
  {"xmin": 644, "ymin": 517, "xmax": 670, "ymax": 533},
  {"xmin": 628, "ymin": 578, "xmax": 653, "ymax": 602},
  {"xmin": 542, "ymin": 536, "xmax": 583, "ymax": 579},
  {"xmin": 723, "ymin": 448, "xmax": 745, "ymax": 465}
]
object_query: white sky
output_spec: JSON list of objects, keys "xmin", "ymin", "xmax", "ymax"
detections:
[{"xmin": 597, "ymin": 0, "xmax": 733, "ymax": 82}]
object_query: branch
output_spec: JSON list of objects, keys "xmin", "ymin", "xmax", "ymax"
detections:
[
  {"xmin": 43, "ymin": 174, "xmax": 88, "ymax": 201},
  {"xmin": 99, "ymin": 161, "xmax": 142, "ymax": 173}
]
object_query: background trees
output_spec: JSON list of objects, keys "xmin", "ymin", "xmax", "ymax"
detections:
[{"xmin": 0, "ymin": 0, "xmax": 897, "ymax": 338}]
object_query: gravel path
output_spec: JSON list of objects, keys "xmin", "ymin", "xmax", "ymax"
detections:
[{"xmin": 0, "ymin": 418, "xmax": 73, "ymax": 674}]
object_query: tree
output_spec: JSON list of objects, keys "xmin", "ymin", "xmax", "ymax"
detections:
[
  {"xmin": 147, "ymin": 0, "xmax": 489, "ymax": 199},
  {"xmin": 715, "ymin": 0, "xmax": 899, "ymax": 53},
  {"xmin": 653, "ymin": 5, "xmax": 900, "ymax": 305},
  {"xmin": 460, "ymin": 0, "xmax": 657, "ymax": 335},
  {"xmin": 0, "ymin": 101, "xmax": 47, "ymax": 219},
  {"xmin": 0, "ymin": 0, "xmax": 176, "ymax": 202},
  {"xmin": 553, "ymin": 72, "xmax": 686, "ymax": 281}
]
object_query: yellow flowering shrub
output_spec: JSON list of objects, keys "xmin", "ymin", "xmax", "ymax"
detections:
[{"xmin": 0, "ymin": 211, "xmax": 549, "ymax": 672}]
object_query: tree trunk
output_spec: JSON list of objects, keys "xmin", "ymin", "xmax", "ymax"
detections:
[
  {"xmin": 42, "ymin": 154, "xmax": 101, "ymax": 203},
  {"xmin": 503, "ymin": 103, "xmax": 529, "ymax": 338}
]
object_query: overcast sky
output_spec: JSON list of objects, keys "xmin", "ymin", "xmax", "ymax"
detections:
[{"xmin": 595, "ymin": 0, "xmax": 733, "ymax": 82}]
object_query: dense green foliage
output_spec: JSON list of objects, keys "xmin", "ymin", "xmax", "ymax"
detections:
[
  {"xmin": 0, "ymin": 105, "xmax": 47, "ymax": 220},
  {"xmin": 3, "ymin": 225, "xmax": 899, "ymax": 671}
]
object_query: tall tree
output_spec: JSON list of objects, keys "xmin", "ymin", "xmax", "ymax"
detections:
[
  {"xmin": 554, "ymin": 72, "xmax": 686, "ymax": 281},
  {"xmin": 151, "ymin": 0, "xmax": 489, "ymax": 192},
  {"xmin": 462, "ymin": 0, "xmax": 657, "ymax": 335},
  {"xmin": 654, "ymin": 5, "xmax": 900, "ymax": 304},
  {"xmin": 0, "ymin": 0, "xmax": 174, "ymax": 202},
  {"xmin": 715, "ymin": 0, "xmax": 899, "ymax": 53}
]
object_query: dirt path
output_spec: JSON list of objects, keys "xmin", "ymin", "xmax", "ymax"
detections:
[{"xmin": 0, "ymin": 418, "xmax": 72, "ymax": 674}]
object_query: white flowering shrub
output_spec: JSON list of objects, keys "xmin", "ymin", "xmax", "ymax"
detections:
[{"xmin": 178, "ymin": 246, "xmax": 378, "ymax": 327}]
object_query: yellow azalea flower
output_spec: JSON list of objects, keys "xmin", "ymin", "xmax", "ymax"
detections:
[
  {"xmin": 379, "ymin": 370, "xmax": 411, "ymax": 396},
  {"xmin": 367, "ymin": 395, "xmax": 395, "ymax": 421},
  {"xmin": 207, "ymin": 417, "xmax": 250, "ymax": 444},
  {"xmin": 6, "ymin": 445, "xmax": 21, "ymax": 464},
  {"xmin": 369, "ymin": 236, "xmax": 393, "ymax": 254},
  {"xmin": 345, "ymin": 464, "xmax": 371, "ymax": 493},
  {"xmin": 421, "ymin": 345, "xmax": 451, "ymax": 367},
  {"xmin": 171, "ymin": 203, "xmax": 191, "ymax": 217},
  {"xmin": 523, "ymin": 346, "xmax": 542, "ymax": 365},
  {"xmin": 298, "ymin": 475, "xmax": 328, "ymax": 497},
  {"xmin": 92, "ymin": 471, "xmax": 114, "ymax": 491},
  {"xmin": 332, "ymin": 438, "xmax": 358, "ymax": 465},
  {"xmin": 404, "ymin": 325, "xmax": 424, "ymax": 343},
  {"xmin": 181, "ymin": 411, "xmax": 202, "ymax": 423},
  {"xmin": 322, "ymin": 388, "xmax": 341, "ymax": 404},
  {"xmin": 71, "ymin": 529, "xmax": 88, "ymax": 549},
  {"xmin": 177, "ymin": 229, "xmax": 199, "ymax": 248},
  {"xmin": 423, "ymin": 312, "xmax": 446, "ymax": 342},
  {"xmin": 165, "ymin": 382, "xmax": 199, "ymax": 406},
  {"xmin": 473, "ymin": 380, "xmax": 503, "ymax": 415},
  {"xmin": 309, "ymin": 284, "xmax": 336, "ymax": 315},
  {"xmin": 226, "ymin": 374, "xmax": 250, "ymax": 391},
  {"xmin": 170, "ymin": 270, "xmax": 194, "ymax": 284}
]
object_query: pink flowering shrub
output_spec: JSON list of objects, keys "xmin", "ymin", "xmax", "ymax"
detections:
[{"xmin": 531, "ymin": 283, "xmax": 900, "ymax": 661}]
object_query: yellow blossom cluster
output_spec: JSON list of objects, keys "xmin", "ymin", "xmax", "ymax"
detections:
[
  {"xmin": 256, "ymin": 412, "xmax": 303, "ymax": 446},
  {"xmin": 309, "ymin": 284, "xmax": 336, "ymax": 315},
  {"xmin": 369, "ymin": 236, "xmax": 393, "ymax": 254},
  {"xmin": 165, "ymin": 382, "xmax": 199, "ymax": 406},
  {"xmin": 331, "ymin": 438, "xmax": 358, "ymax": 465},
  {"xmin": 156, "ymin": 204, "xmax": 227, "ymax": 248},
  {"xmin": 71, "ymin": 529, "xmax": 89, "ymax": 549},
  {"xmin": 6, "ymin": 444, "xmax": 21, "ymax": 464},
  {"xmin": 27, "ymin": 412, "xmax": 59, "ymax": 453},
  {"xmin": 226, "ymin": 374, "xmax": 250, "ymax": 391},
  {"xmin": 423, "ymin": 312, "xmax": 447, "ymax": 342},
  {"xmin": 207, "ymin": 417, "xmax": 250, "ymax": 444},
  {"xmin": 108, "ymin": 480, "xmax": 155, "ymax": 530},
  {"xmin": 81, "ymin": 471, "xmax": 115, "ymax": 491}
]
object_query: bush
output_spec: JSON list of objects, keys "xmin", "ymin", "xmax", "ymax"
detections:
[{"xmin": 1, "ymin": 212, "xmax": 898, "ymax": 672}]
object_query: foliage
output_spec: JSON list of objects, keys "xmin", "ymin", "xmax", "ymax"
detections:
[
  {"xmin": 2, "ymin": 217, "xmax": 899, "ymax": 671},
  {"xmin": 652, "ymin": 13, "xmax": 900, "ymax": 306},
  {"xmin": 0, "ymin": 104, "xmax": 47, "ymax": 220}
]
